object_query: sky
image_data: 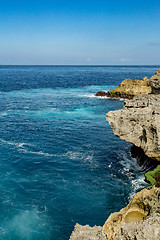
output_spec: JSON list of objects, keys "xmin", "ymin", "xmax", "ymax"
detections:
[{"xmin": 0, "ymin": 0, "xmax": 160, "ymax": 65}]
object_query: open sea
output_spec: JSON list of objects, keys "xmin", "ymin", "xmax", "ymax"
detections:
[{"xmin": 0, "ymin": 65, "xmax": 159, "ymax": 240}]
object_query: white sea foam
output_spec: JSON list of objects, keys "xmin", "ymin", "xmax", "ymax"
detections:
[
  {"xmin": 0, "ymin": 138, "xmax": 53, "ymax": 157},
  {"xmin": 19, "ymin": 148, "xmax": 54, "ymax": 157},
  {"xmin": 119, "ymin": 149, "xmax": 148, "ymax": 199},
  {"xmin": 129, "ymin": 176, "xmax": 148, "ymax": 199}
]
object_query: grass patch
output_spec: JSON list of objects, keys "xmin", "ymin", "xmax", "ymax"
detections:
[{"xmin": 145, "ymin": 165, "xmax": 160, "ymax": 187}]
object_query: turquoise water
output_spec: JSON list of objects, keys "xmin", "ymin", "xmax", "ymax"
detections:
[{"xmin": 0, "ymin": 66, "xmax": 158, "ymax": 239}]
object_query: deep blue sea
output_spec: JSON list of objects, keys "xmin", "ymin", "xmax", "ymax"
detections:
[{"xmin": 0, "ymin": 65, "xmax": 159, "ymax": 240}]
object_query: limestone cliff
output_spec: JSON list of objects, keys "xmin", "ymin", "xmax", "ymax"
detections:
[
  {"xmin": 69, "ymin": 69, "xmax": 160, "ymax": 240},
  {"xmin": 106, "ymin": 94, "xmax": 160, "ymax": 161}
]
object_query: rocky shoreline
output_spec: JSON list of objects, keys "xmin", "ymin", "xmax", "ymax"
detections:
[
  {"xmin": 95, "ymin": 76, "xmax": 151, "ymax": 99},
  {"xmin": 70, "ymin": 69, "xmax": 160, "ymax": 240}
]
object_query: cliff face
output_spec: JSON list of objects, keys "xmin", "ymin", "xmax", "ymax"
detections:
[
  {"xmin": 106, "ymin": 94, "xmax": 160, "ymax": 161},
  {"xmin": 105, "ymin": 68, "xmax": 160, "ymax": 238},
  {"xmin": 69, "ymin": 69, "xmax": 160, "ymax": 240}
]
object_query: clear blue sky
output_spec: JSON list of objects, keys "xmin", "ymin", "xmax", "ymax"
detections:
[{"xmin": 0, "ymin": 0, "xmax": 160, "ymax": 65}]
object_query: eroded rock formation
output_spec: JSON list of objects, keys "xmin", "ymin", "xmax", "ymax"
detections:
[
  {"xmin": 96, "ymin": 76, "xmax": 151, "ymax": 99},
  {"xmin": 69, "ymin": 69, "xmax": 160, "ymax": 240},
  {"xmin": 150, "ymin": 68, "xmax": 160, "ymax": 94},
  {"xmin": 106, "ymin": 94, "xmax": 160, "ymax": 161},
  {"xmin": 104, "ymin": 186, "xmax": 160, "ymax": 240},
  {"xmin": 69, "ymin": 224, "xmax": 107, "ymax": 240}
]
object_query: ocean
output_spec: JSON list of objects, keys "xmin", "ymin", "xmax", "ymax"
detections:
[{"xmin": 0, "ymin": 65, "xmax": 158, "ymax": 240}]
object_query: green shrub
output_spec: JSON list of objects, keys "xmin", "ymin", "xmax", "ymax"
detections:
[{"xmin": 145, "ymin": 165, "xmax": 160, "ymax": 186}]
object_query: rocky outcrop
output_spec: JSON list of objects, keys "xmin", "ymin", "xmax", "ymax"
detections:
[
  {"xmin": 106, "ymin": 94, "xmax": 160, "ymax": 161},
  {"xmin": 70, "ymin": 187, "xmax": 160, "ymax": 240},
  {"xmin": 69, "ymin": 69, "xmax": 160, "ymax": 240},
  {"xmin": 69, "ymin": 224, "xmax": 107, "ymax": 240},
  {"xmin": 115, "ymin": 215, "xmax": 160, "ymax": 240},
  {"xmin": 114, "ymin": 186, "xmax": 160, "ymax": 240},
  {"xmin": 103, "ymin": 186, "xmax": 160, "ymax": 240},
  {"xmin": 105, "ymin": 68, "xmax": 160, "ymax": 239},
  {"xmin": 95, "ymin": 77, "xmax": 151, "ymax": 99},
  {"xmin": 150, "ymin": 68, "xmax": 160, "ymax": 94}
]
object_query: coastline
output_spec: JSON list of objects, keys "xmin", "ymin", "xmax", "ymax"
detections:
[{"xmin": 70, "ymin": 68, "xmax": 160, "ymax": 240}]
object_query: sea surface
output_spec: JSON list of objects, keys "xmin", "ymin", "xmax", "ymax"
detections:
[{"xmin": 0, "ymin": 65, "xmax": 158, "ymax": 240}]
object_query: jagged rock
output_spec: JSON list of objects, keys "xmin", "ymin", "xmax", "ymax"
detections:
[
  {"xmin": 95, "ymin": 77, "xmax": 151, "ymax": 99},
  {"xmin": 150, "ymin": 68, "xmax": 160, "ymax": 94},
  {"xmin": 106, "ymin": 94, "xmax": 160, "ymax": 161},
  {"xmin": 103, "ymin": 187, "xmax": 157, "ymax": 240},
  {"xmin": 108, "ymin": 77, "xmax": 151, "ymax": 96},
  {"xmin": 95, "ymin": 76, "xmax": 152, "ymax": 99},
  {"xmin": 115, "ymin": 215, "xmax": 160, "ymax": 240},
  {"xmin": 69, "ymin": 224, "xmax": 107, "ymax": 240},
  {"xmin": 114, "ymin": 186, "xmax": 160, "ymax": 240},
  {"xmin": 95, "ymin": 91, "xmax": 109, "ymax": 97}
]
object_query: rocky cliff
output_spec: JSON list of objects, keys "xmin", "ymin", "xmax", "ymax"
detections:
[
  {"xmin": 96, "ymin": 76, "xmax": 151, "ymax": 99},
  {"xmin": 70, "ymin": 69, "xmax": 160, "ymax": 240},
  {"xmin": 104, "ymin": 186, "xmax": 160, "ymax": 240},
  {"xmin": 106, "ymin": 69, "xmax": 160, "ymax": 161},
  {"xmin": 70, "ymin": 186, "xmax": 160, "ymax": 240},
  {"xmin": 106, "ymin": 94, "xmax": 160, "ymax": 161}
]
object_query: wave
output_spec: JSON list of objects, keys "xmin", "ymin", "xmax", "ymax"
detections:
[
  {"xmin": 0, "ymin": 138, "xmax": 54, "ymax": 157},
  {"xmin": 118, "ymin": 149, "xmax": 148, "ymax": 199}
]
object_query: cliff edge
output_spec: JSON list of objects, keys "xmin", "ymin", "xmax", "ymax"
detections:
[
  {"xmin": 69, "ymin": 69, "xmax": 160, "ymax": 240},
  {"xmin": 106, "ymin": 69, "xmax": 160, "ymax": 161}
]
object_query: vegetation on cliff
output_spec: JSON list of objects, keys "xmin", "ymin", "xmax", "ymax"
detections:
[{"xmin": 145, "ymin": 165, "xmax": 160, "ymax": 187}]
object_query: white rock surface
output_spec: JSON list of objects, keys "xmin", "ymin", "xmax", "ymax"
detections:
[{"xmin": 106, "ymin": 94, "xmax": 160, "ymax": 161}]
